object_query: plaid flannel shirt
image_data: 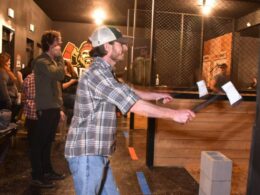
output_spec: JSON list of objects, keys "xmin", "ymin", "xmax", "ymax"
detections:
[
  {"xmin": 22, "ymin": 73, "xmax": 37, "ymax": 120},
  {"xmin": 65, "ymin": 57, "xmax": 140, "ymax": 157}
]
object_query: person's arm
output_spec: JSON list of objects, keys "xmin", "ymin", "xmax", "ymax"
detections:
[
  {"xmin": 91, "ymin": 69, "xmax": 194, "ymax": 124},
  {"xmin": 16, "ymin": 71, "xmax": 23, "ymax": 86},
  {"xmin": 130, "ymin": 99, "xmax": 195, "ymax": 124},
  {"xmin": 62, "ymin": 79, "xmax": 77, "ymax": 90},
  {"xmin": 133, "ymin": 89, "xmax": 173, "ymax": 103},
  {"xmin": 4, "ymin": 67, "xmax": 17, "ymax": 82},
  {"xmin": 60, "ymin": 110, "xmax": 66, "ymax": 121},
  {"xmin": 35, "ymin": 58, "xmax": 65, "ymax": 81}
]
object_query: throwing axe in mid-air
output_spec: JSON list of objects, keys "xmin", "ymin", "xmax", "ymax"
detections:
[{"xmin": 193, "ymin": 80, "xmax": 242, "ymax": 113}]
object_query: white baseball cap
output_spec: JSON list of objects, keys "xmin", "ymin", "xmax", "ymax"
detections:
[{"xmin": 89, "ymin": 26, "xmax": 131, "ymax": 47}]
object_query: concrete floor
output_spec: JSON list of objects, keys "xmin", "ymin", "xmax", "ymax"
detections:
[{"xmin": 0, "ymin": 116, "xmax": 198, "ymax": 195}]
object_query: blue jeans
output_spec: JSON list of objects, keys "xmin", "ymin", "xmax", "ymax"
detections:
[{"xmin": 67, "ymin": 156, "xmax": 120, "ymax": 195}]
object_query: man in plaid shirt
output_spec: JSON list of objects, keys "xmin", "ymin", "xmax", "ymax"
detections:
[{"xmin": 65, "ymin": 26, "xmax": 195, "ymax": 195}]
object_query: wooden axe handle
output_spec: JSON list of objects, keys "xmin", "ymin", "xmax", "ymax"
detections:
[{"xmin": 192, "ymin": 95, "xmax": 221, "ymax": 113}]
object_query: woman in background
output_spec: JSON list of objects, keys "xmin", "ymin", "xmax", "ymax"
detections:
[{"xmin": 0, "ymin": 52, "xmax": 19, "ymax": 122}]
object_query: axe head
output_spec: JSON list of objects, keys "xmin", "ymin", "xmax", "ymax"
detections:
[
  {"xmin": 221, "ymin": 81, "xmax": 242, "ymax": 105},
  {"xmin": 196, "ymin": 80, "xmax": 209, "ymax": 98}
]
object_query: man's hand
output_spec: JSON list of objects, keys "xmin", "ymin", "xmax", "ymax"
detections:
[
  {"xmin": 155, "ymin": 93, "xmax": 173, "ymax": 104},
  {"xmin": 60, "ymin": 111, "xmax": 66, "ymax": 121},
  {"xmin": 171, "ymin": 109, "xmax": 195, "ymax": 124}
]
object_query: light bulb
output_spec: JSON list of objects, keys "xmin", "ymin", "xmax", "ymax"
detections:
[
  {"xmin": 205, "ymin": 0, "xmax": 216, "ymax": 7},
  {"xmin": 95, "ymin": 18, "xmax": 104, "ymax": 25},
  {"xmin": 202, "ymin": 6, "xmax": 211, "ymax": 15},
  {"xmin": 92, "ymin": 8, "xmax": 106, "ymax": 20}
]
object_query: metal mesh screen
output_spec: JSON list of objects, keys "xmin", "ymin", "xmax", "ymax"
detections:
[
  {"xmin": 154, "ymin": 12, "xmax": 182, "ymax": 87},
  {"xmin": 234, "ymin": 32, "xmax": 260, "ymax": 89},
  {"xmin": 128, "ymin": 0, "xmax": 260, "ymax": 90},
  {"xmin": 181, "ymin": 15, "xmax": 202, "ymax": 87},
  {"xmin": 127, "ymin": 9, "xmax": 152, "ymax": 85},
  {"xmin": 204, "ymin": 17, "xmax": 233, "ymax": 41}
]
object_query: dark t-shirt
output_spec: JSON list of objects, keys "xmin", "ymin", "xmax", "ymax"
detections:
[
  {"xmin": 20, "ymin": 66, "xmax": 32, "ymax": 80},
  {"xmin": 62, "ymin": 75, "xmax": 78, "ymax": 94}
]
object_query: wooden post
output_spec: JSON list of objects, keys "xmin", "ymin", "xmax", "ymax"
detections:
[
  {"xmin": 146, "ymin": 117, "xmax": 155, "ymax": 168},
  {"xmin": 247, "ymin": 48, "xmax": 260, "ymax": 195},
  {"xmin": 130, "ymin": 112, "xmax": 134, "ymax": 130}
]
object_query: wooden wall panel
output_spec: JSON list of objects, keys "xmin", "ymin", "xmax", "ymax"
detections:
[
  {"xmin": 154, "ymin": 99, "xmax": 256, "ymax": 167},
  {"xmin": 134, "ymin": 114, "xmax": 147, "ymax": 130},
  {"xmin": 151, "ymin": 98, "xmax": 256, "ymax": 195}
]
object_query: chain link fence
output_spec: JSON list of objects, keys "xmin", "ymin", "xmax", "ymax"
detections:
[{"xmin": 127, "ymin": 0, "xmax": 260, "ymax": 90}]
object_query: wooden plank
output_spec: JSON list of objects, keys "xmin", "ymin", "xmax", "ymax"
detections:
[
  {"xmin": 154, "ymin": 157, "xmax": 201, "ymax": 167},
  {"xmin": 154, "ymin": 148, "xmax": 250, "ymax": 159},
  {"xmin": 162, "ymin": 100, "xmax": 256, "ymax": 114},
  {"xmin": 134, "ymin": 114, "xmax": 147, "ymax": 129},
  {"xmin": 155, "ymin": 129, "xmax": 252, "ymax": 141},
  {"xmin": 189, "ymin": 113, "xmax": 255, "ymax": 122},
  {"xmin": 154, "ymin": 157, "xmax": 249, "ymax": 167},
  {"xmin": 152, "ymin": 99, "xmax": 255, "ymax": 171},
  {"xmin": 165, "ymin": 99, "xmax": 256, "ymax": 107},
  {"xmin": 156, "ymin": 120, "xmax": 254, "ymax": 132},
  {"xmin": 157, "ymin": 112, "xmax": 255, "ymax": 124},
  {"xmin": 154, "ymin": 139, "xmax": 251, "ymax": 150}
]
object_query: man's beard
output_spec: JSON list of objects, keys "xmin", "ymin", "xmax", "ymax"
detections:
[{"xmin": 111, "ymin": 53, "xmax": 124, "ymax": 62}]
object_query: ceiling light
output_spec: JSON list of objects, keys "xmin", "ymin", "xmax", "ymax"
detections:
[
  {"xmin": 94, "ymin": 18, "xmax": 104, "ymax": 25},
  {"xmin": 8, "ymin": 8, "xmax": 14, "ymax": 18},
  {"xmin": 205, "ymin": 0, "xmax": 216, "ymax": 7},
  {"xmin": 92, "ymin": 8, "xmax": 106, "ymax": 25},
  {"xmin": 198, "ymin": 0, "xmax": 216, "ymax": 7},
  {"xmin": 29, "ymin": 24, "xmax": 35, "ymax": 32},
  {"xmin": 198, "ymin": 0, "xmax": 203, "ymax": 6},
  {"xmin": 198, "ymin": 0, "xmax": 215, "ymax": 15},
  {"xmin": 247, "ymin": 22, "xmax": 251, "ymax": 27},
  {"xmin": 202, "ymin": 6, "xmax": 211, "ymax": 15}
]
